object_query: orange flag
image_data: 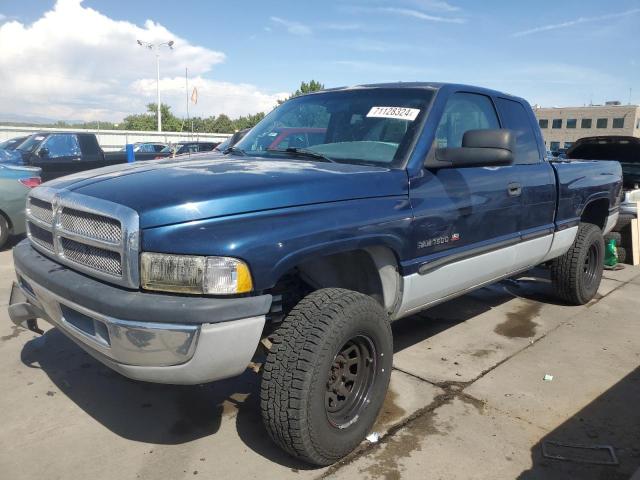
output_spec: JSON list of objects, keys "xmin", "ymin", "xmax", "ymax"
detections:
[{"xmin": 191, "ymin": 87, "xmax": 198, "ymax": 104}]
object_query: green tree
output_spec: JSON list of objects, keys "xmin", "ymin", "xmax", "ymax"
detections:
[
  {"xmin": 210, "ymin": 114, "xmax": 234, "ymax": 133},
  {"xmin": 232, "ymin": 112, "xmax": 266, "ymax": 131},
  {"xmin": 277, "ymin": 80, "xmax": 325, "ymax": 105},
  {"xmin": 121, "ymin": 103, "xmax": 181, "ymax": 131}
]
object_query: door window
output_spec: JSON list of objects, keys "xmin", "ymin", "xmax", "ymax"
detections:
[
  {"xmin": 135, "ymin": 144, "xmax": 156, "ymax": 153},
  {"xmin": 495, "ymin": 98, "xmax": 540, "ymax": 164},
  {"xmin": 41, "ymin": 134, "xmax": 81, "ymax": 158},
  {"xmin": 434, "ymin": 93, "xmax": 499, "ymax": 149}
]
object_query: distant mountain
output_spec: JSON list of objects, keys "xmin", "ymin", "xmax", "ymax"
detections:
[{"xmin": 0, "ymin": 112, "xmax": 85, "ymax": 125}]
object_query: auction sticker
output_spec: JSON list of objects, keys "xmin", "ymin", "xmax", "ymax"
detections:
[{"xmin": 367, "ymin": 106, "xmax": 420, "ymax": 121}]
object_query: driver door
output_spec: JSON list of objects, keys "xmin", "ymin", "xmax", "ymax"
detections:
[{"xmin": 401, "ymin": 92, "xmax": 522, "ymax": 314}]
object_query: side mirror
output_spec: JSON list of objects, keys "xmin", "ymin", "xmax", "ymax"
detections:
[
  {"xmin": 38, "ymin": 147, "xmax": 49, "ymax": 158},
  {"xmin": 426, "ymin": 129, "xmax": 515, "ymax": 168}
]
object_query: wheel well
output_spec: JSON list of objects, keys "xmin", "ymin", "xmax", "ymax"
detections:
[
  {"xmin": 268, "ymin": 247, "xmax": 400, "ymax": 321},
  {"xmin": 581, "ymin": 198, "xmax": 609, "ymax": 231}
]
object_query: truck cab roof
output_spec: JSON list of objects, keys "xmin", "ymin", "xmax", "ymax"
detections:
[{"xmin": 310, "ymin": 82, "xmax": 528, "ymax": 105}]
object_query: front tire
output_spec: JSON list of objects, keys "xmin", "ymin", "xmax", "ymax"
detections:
[
  {"xmin": 0, "ymin": 214, "xmax": 9, "ymax": 250},
  {"xmin": 551, "ymin": 223, "xmax": 604, "ymax": 305},
  {"xmin": 260, "ymin": 288, "xmax": 393, "ymax": 466}
]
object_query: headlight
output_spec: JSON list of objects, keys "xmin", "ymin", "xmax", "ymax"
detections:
[{"xmin": 141, "ymin": 252, "xmax": 253, "ymax": 295}]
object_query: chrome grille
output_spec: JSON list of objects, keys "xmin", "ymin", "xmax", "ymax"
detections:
[
  {"xmin": 61, "ymin": 238, "xmax": 122, "ymax": 276},
  {"xmin": 25, "ymin": 187, "xmax": 140, "ymax": 288},
  {"xmin": 28, "ymin": 221, "xmax": 54, "ymax": 252},
  {"xmin": 61, "ymin": 207, "xmax": 122, "ymax": 243},
  {"xmin": 28, "ymin": 198, "xmax": 53, "ymax": 224}
]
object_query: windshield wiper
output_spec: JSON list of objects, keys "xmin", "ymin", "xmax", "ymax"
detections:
[
  {"xmin": 224, "ymin": 146, "xmax": 246, "ymax": 156},
  {"xmin": 267, "ymin": 147, "xmax": 335, "ymax": 163}
]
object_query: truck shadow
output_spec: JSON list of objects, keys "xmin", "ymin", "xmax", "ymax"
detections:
[
  {"xmin": 517, "ymin": 366, "xmax": 640, "ymax": 480},
  {"xmin": 19, "ymin": 329, "xmax": 315, "ymax": 469},
  {"xmin": 18, "ymin": 268, "xmax": 564, "ymax": 469},
  {"xmin": 392, "ymin": 267, "xmax": 566, "ymax": 352}
]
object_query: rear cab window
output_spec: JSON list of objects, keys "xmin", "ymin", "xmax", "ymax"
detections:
[
  {"xmin": 77, "ymin": 134, "xmax": 102, "ymax": 158},
  {"xmin": 495, "ymin": 98, "xmax": 541, "ymax": 164}
]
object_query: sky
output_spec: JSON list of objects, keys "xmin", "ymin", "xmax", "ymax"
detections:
[{"xmin": 0, "ymin": 0, "xmax": 638, "ymax": 123}]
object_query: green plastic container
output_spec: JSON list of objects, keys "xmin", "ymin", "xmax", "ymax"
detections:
[{"xmin": 604, "ymin": 238, "xmax": 618, "ymax": 267}]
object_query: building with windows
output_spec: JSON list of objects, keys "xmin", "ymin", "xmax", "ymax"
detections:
[{"xmin": 533, "ymin": 103, "xmax": 640, "ymax": 152}]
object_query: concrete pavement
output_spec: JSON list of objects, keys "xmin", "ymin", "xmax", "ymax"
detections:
[{"xmin": 0, "ymin": 241, "xmax": 638, "ymax": 479}]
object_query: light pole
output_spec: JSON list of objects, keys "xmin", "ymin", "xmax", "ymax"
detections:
[{"xmin": 137, "ymin": 39, "xmax": 174, "ymax": 132}]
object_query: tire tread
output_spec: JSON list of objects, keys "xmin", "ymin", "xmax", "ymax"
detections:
[
  {"xmin": 551, "ymin": 223, "xmax": 603, "ymax": 305},
  {"xmin": 260, "ymin": 288, "xmax": 390, "ymax": 465}
]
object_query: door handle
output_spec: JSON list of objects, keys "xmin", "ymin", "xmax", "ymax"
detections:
[
  {"xmin": 507, "ymin": 182, "xmax": 522, "ymax": 197},
  {"xmin": 72, "ymin": 157, "xmax": 82, "ymax": 161}
]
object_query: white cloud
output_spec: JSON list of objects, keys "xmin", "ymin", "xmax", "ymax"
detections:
[
  {"xmin": 269, "ymin": 16, "xmax": 312, "ymax": 35},
  {"xmin": 513, "ymin": 8, "xmax": 640, "ymax": 37},
  {"xmin": 0, "ymin": 13, "xmax": 6, "ymax": 21},
  {"xmin": 132, "ymin": 76, "xmax": 288, "ymax": 119},
  {"xmin": 378, "ymin": 7, "xmax": 465, "ymax": 23},
  {"xmin": 347, "ymin": 6, "xmax": 465, "ymax": 24},
  {"xmin": 0, "ymin": 0, "xmax": 285, "ymax": 122},
  {"xmin": 408, "ymin": 0, "xmax": 461, "ymax": 12}
]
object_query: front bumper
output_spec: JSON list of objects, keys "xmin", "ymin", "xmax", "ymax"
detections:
[{"xmin": 8, "ymin": 241, "xmax": 269, "ymax": 384}]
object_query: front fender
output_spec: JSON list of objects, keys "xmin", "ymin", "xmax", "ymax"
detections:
[{"xmin": 141, "ymin": 196, "xmax": 412, "ymax": 291}]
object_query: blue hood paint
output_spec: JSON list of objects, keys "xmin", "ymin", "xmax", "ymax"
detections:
[{"xmin": 50, "ymin": 155, "xmax": 408, "ymax": 228}]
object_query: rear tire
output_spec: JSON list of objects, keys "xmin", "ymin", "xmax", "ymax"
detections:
[
  {"xmin": 614, "ymin": 213, "xmax": 634, "ymax": 232},
  {"xmin": 551, "ymin": 223, "xmax": 604, "ymax": 305},
  {"xmin": 617, "ymin": 246, "xmax": 627, "ymax": 264},
  {"xmin": 260, "ymin": 288, "xmax": 393, "ymax": 466},
  {"xmin": 0, "ymin": 214, "xmax": 9, "ymax": 250}
]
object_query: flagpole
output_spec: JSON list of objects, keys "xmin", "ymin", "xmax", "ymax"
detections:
[{"xmin": 185, "ymin": 67, "xmax": 190, "ymax": 139}]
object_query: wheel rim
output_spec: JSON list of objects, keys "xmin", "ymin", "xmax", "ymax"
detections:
[
  {"xmin": 325, "ymin": 335, "xmax": 377, "ymax": 429},
  {"xmin": 582, "ymin": 242, "xmax": 600, "ymax": 289}
]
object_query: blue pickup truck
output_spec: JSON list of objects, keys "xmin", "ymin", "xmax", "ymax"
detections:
[{"xmin": 8, "ymin": 83, "xmax": 622, "ymax": 465}]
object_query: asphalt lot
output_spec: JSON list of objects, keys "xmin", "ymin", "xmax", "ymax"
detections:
[{"xmin": 1, "ymin": 237, "xmax": 639, "ymax": 480}]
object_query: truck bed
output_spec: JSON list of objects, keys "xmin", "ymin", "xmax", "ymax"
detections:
[{"xmin": 551, "ymin": 159, "xmax": 622, "ymax": 226}]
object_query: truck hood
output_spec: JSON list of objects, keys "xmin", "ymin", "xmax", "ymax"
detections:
[{"xmin": 45, "ymin": 155, "xmax": 408, "ymax": 228}]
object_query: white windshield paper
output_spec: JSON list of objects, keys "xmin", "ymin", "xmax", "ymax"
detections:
[{"xmin": 366, "ymin": 106, "xmax": 420, "ymax": 121}]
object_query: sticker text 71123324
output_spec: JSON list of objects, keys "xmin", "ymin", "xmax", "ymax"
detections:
[{"xmin": 366, "ymin": 106, "xmax": 421, "ymax": 121}]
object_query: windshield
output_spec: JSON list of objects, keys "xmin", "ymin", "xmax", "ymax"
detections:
[
  {"xmin": 215, "ymin": 137, "xmax": 231, "ymax": 151},
  {"xmin": 235, "ymin": 88, "xmax": 434, "ymax": 167},
  {"xmin": 17, "ymin": 134, "xmax": 46, "ymax": 153},
  {"xmin": 0, "ymin": 137, "xmax": 26, "ymax": 150},
  {"xmin": 0, "ymin": 148, "xmax": 24, "ymax": 165}
]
